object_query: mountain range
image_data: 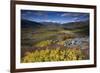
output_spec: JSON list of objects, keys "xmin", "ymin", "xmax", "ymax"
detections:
[{"xmin": 21, "ymin": 19, "xmax": 89, "ymax": 30}]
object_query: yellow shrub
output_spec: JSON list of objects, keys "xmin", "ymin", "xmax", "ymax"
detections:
[
  {"xmin": 35, "ymin": 40, "xmax": 52, "ymax": 47},
  {"xmin": 22, "ymin": 48, "xmax": 86, "ymax": 63}
]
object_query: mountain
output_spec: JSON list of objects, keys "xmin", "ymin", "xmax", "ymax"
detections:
[
  {"xmin": 41, "ymin": 22, "xmax": 60, "ymax": 25},
  {"xmin": 62, "ymin": 20, "xmax": 89, "ymax": 35},
  {"xmin": 62, "ymin": 20, "xmax": 89, "ymax": 30},
  {"xmin": 21, "ymin": 19, "xmax": 44, "ymax": 28},
  {"xmin": 42, "ymin": 22, "xmax": 62, "ymax": 27}
]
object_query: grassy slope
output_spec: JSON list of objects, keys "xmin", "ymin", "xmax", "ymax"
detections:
[{"xmin": 21, "ymin": 21, "xmax": 89, "ymax": 62}]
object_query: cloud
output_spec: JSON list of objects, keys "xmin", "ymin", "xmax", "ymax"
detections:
[
  {"xmin": 33, "ymin": 11, "xmax": 46, "ymax": 16},
  {"xmin": 61, "ymin": 13, "xmax": 71, "ymax": 17},
  {"xmin": 21, "ymin": 10, "xmax": 47, "ymax": 17},
  {"xmin": 73, "ymin": 17, "xmax": 79, "ymax": 20},
  {"xmin": 44, "ymin": 20, "xmax": 51, "ymax": 22},
  {"xmin": 21, "ymin": 11, "xmax": 33, "ymax": 16},
  {"xmin": 61, "ymin": 13, "xmax": 81, "ymax": 17},
  {"xmin": 33, "ymin": 11, "xmax": 48, "ymax": 19}
]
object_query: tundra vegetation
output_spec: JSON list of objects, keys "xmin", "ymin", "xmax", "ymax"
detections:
[{"xmin": 21, "ymin": 19, "xmax": 89, "ymax": 63}]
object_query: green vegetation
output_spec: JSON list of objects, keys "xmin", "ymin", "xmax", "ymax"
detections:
[
  {"xmin": 22, "ymin": 47, "xmax": 85, "ymax": 63},
  {"xmin": 32, "ymin": 31, "xmax": 57, "ymax": 40}
]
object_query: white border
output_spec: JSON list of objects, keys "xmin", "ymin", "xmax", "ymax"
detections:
[{"xmin": 15, "ymin": 5, "xmax": 94, "ymax": 69}]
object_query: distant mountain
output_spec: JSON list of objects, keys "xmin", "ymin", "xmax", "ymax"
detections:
[
  {"xmin": 62, "ymin": 20, "xmax": 89, "ymax": 30},
  {"xmin": 41, "ymin": 22, "xmax": 60, "ymax": 25},
  {"xmin": 21, "ymin": 19, "xmax": 44, "ymax": 28},
  {"xmin": 21, "ymin": 19, "xmax": 89, "ymax": 32},
  {"xmin": 40, "ymin": 22, "xmax": 61, "ymax": 30}
]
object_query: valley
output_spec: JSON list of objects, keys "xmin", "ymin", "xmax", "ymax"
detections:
[{"xmin": 21, "ymin": 19, "xmax": 89, "ymax": 63}]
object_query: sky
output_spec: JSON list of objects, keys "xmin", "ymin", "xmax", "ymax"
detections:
[{"xmin": 21, "ymin": 10, "xmax": 89, "ymax": 24}]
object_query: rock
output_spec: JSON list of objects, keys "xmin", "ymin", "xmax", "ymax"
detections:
[{"xmin": 64, "ymin": 37, "xmax": 89, "ymax": 49}]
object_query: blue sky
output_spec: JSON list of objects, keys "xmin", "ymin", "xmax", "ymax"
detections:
[{"xmin": 21, "ymin": 10, "xmax": 89, "ymax": 24}]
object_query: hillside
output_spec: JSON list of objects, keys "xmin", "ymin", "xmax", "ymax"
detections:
[
  {"xmin": 62, "ymin": 20, "xmax": 89, "ymax": 30},
  {"xmin": 21, "ymin": 19, "xmax": 44, "ymax": 28}
]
